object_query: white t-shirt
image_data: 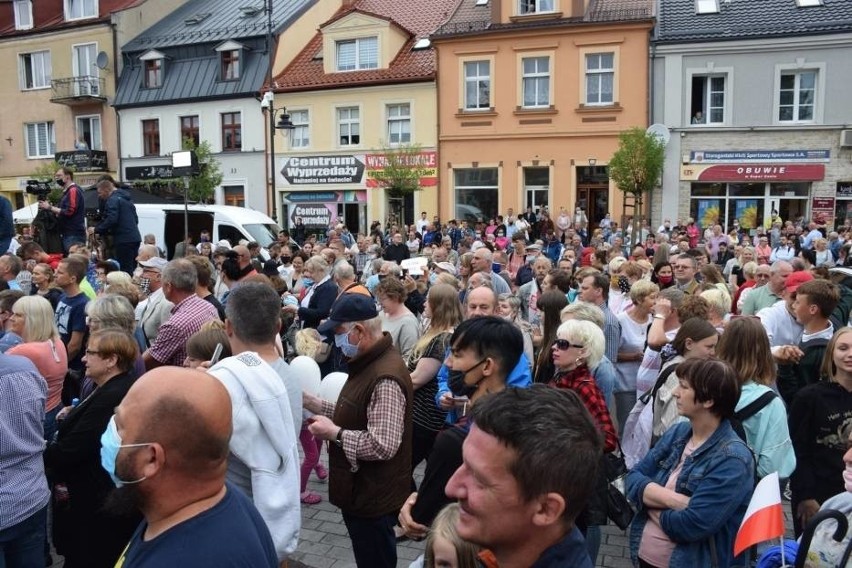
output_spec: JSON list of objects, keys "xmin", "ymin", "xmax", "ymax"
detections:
[
  {"xmin": 758, "ymin": 300, "xmax": 803, "ymax": 348},
  {"xmin": 636, "ymin": 328, "xmax": 678, "ymax": 394},
  {"xmin": 615, "ymin": 311, "xmax": 651, "ymax": 393}
]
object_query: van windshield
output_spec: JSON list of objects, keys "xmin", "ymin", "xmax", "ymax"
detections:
[{"xmin": 244, "ymin": 223, "xmax": 281, "ymax": 247}]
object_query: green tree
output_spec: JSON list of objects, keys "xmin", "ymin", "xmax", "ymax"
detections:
[
  {"xmin": 608, "ymin": 127, "xmax": 665, "ymax": 245},
  {"xmin": 29, "ymin": 161, "xmax": 65, "ymax": 203},
  {"xmin": 180, "ymin": 138, "xmax": 223, "ymax": 203},
  {"xmin": 369, "ymin": 143, "xmax": 432, "ymax": 225}
]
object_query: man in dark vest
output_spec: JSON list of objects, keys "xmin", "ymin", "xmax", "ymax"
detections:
[{"xmin": 304, "ymin": 294, "xmax": 413, "ymax": 568}]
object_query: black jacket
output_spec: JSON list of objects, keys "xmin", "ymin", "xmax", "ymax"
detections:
[
  {"xmin": 95, "ymin": 188, "xmax": 141, "ymax": 244},
  {"xmin": 298, "ymin": 278, "xmax": 339, "ymax": 330},
  {"xmin": 44, "ymin": 371, "xmax": 140, "ymax": 567}
]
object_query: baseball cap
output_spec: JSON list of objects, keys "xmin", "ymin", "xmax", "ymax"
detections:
[
  {"xmin": 317, "ymin": 294, "xmax": 379, "ymax": 334},
  {"xmin": 785, "ymin": 271, "xmax": 813, "ymax": 294},
  {"xmin": 138, "ymin": 257, "xmax": 167, "ymax": 271},
  {"xmin": 525, "ymin": 243, "xmax": 542, "ymax": 252},
  {"xmin": 434, "ymin": 262, "xmax": 457, "ymax": 276}
]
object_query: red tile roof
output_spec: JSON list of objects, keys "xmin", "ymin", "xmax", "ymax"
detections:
[
  {"xmin": 0, "ymin": 0, "xmax": 144, "ymax": 36},
  {"xmin": 272, "ymin": 0, "xmax": 461, "ymax": 93}
]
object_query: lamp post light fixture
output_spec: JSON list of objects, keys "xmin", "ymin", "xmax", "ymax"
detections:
[{"xmin": 262, "ymin": 90, "xmax": 295, "ymax": 223}]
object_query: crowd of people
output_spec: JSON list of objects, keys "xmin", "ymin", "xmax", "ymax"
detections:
[{"xmin": 2, "ymin": 193, "xmax": 852, "ymax": 568}]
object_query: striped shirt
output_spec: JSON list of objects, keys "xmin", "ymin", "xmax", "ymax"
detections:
[{"xmin": 0, "ymin": 354, "xmax": 50, "ymax": 530}]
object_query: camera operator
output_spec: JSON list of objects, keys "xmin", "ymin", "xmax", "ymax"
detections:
[{"xmin": 38, "ymin": 167, "xmax": 86, "ymax": 253}]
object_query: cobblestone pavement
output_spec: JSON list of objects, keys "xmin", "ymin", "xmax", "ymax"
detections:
[
  {"xmin": 50, "ymin": 452, "xmax": 796, "ymax": 568},
  {"xmin": 288, "ymin": 452, "xmax": 796, "ymax": 568}
]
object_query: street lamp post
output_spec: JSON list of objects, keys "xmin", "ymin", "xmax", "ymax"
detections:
[{"xmin": 262, "ymin": 91, "xmax": 295, "ymax": 223}]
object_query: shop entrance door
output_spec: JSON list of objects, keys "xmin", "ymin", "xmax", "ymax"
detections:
[
  {"xmin": 344, "ymin": 203, "xmax": 362, "ymax": 235},
  {"xmin": 576, "ymin": 165, "xmax": 609, "ymax": 228}
]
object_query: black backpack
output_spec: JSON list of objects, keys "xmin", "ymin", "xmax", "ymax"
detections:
[{"xmin": 730, "ymin": 390, "xmax": 777, "ymax": 444}]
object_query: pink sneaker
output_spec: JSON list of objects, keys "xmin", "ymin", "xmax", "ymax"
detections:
[
  {"xmin": 314, "ymin": 464, "xmax": 328, "ymax": 481},
  {"xmin": 300, "ymin": 491, "xmax": 322, "ymax": 505}
]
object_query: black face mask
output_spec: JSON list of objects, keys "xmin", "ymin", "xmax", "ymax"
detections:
[
  {"xmin": 447, "ymin": 359, "xmax": 487, "ymax": 398},
  {"xmin": 55, "ymin": 178, "xmax": 66, "ymax": 187},
  {"xmin": 281, "ymin": 256, "xmax": 291, "ymax": 264}
]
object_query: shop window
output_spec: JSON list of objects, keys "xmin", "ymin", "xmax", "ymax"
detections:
[
  {"xmin": 690, "ymin": 75, "xmax": 725, "ymax": 125},
  {"xmin": 690, "ymin": 183, "xmax": 725, "ymax": 197},
  {"xmin": 729, "ymin": 183, "xmax": 764, "ymax": 197},
  {"xmin": 455, "ymin": 168, "xmax": 498, "ymax": 223}
]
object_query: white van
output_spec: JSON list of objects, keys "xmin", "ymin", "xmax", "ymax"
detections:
[{"xmin": 135, "ymin": 204, "xmax": 281, "ymax": 259}]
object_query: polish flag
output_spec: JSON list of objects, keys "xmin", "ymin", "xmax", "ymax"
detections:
[{"xmin": 734, "ymin": 471, "xmax": 785, "ymax": 556}]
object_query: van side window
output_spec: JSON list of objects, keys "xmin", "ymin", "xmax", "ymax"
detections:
[{"xmin": 218, "ymin": 225, "xmax": 243, "ymax": 247}]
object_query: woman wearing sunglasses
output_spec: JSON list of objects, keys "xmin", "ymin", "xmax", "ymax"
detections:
[{"xmin": 549, "ymin": 319, "xmax": 617, "ymax": 565}]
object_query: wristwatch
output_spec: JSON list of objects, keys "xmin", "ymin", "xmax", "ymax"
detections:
[{"xmin": 334, "ymin": 428, "xmax": 344, "ymax": 447}]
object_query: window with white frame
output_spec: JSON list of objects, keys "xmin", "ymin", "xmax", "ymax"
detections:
[
  {"xmin": 521, "ymin": 56, "xmax": 550, "ymax": 108},
  {"xmin": 779, "ymin": 71, "xmax": 816, "ymax": 122},
  {"xmin": 75, "ymin": 115, "xmax": 101, "ymax": 150},
  {"xmin": 289, "ymin": 110, "xmax": 310, "ymax": 148},
  {"xmin": 14, "ymin": 0, "xmax": 33, "ymax": 30},
  {"xmin": 144, "ymin": 59, "xmax": 162, "ymax": 88},
  {"xmin": 386, "ymin": 104, "xmax": 411, "ymax": 145},
  {"xmin": 455, "ymin": 168, "xmax": 499, "ymax": 222},
  {"xmin": 337, "ymin": 107, "xmax": 360, "ymax": 146},
  {"xmin": 19, "ymin": 51, "xmax": 51, "ymax": 90},
  {"xmin": 65, "ymin": 0, "xmax": 97, "ymax": 20},
  {"xmin": 690, "ymin": 75, "xmax": 725, "ymax": 125},
  {"xmin": 585, "ymin": 52, "xmax": 614, "ymax": 105},
  {"xmin": 25, "ymin": 122, "xmax": 55, "ymax": 158},
  {"xmin": 464, "ymin": 61, "xmax": 491, "ymax": 110},
  {"xmin": 518, "ymin": 0, "xmax": 554, "ymax": 14},
  {"xmin": 695, "ymin": 0, "xmax": 719, "ymax": 14},
  {"xmin": 335, "ymin": 37, "xmax": 378, "ymax": 71}
]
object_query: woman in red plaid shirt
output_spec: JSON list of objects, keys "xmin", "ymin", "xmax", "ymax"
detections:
[{"xmin": 549, "ymin": 318, "xmax": 618, "ymax": 565}]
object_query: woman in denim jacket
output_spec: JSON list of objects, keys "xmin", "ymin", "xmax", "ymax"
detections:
[{"xmin": 626, "ymin": 358, "xmax": 755, "ymax": 568}]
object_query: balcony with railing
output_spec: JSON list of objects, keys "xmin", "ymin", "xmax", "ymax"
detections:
[{"xmin": 50, "ymin": 76, "xmax": 107, "ymax": 105}]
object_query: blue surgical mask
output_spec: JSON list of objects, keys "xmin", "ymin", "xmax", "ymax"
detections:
[
  {"xmin": 429, "ymin": 272, "xmax": 438, "ymax": 285},
  {"xmin": 100, "ymin": 416, "xmax": 151, "ymax": 488},
  {"xmin": 334, "ymin": 325, "xmax": 360, "ymax": 359},
  {"xmin": 302, "ymin": 277, "xmax": 314, "ymax": 286}
]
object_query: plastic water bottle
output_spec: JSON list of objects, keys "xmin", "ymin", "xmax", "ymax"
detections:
[{"xmin": 71, "ymin": 397, "xmax": 80, "ymax": 407}]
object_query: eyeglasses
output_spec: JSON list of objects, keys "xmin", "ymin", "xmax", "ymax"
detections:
[{"xmin": 553, "ymin": 339, "xmax": 584, "ymax": 351}]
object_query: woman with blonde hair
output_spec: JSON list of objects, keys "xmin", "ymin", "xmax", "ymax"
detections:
[
  {"xmin": 457, "ymin": 252, "xmax": 474, "ymax": 302},
  {"xmin": 29, "ymin": 262, "xmax": 63, "ymax": 309},
  {"xmin": 788, "ymin": 326, "xmax": 852, "ymax": 535},
  {"xmin": 814, "ymin": 237, "xmax": 835, "ymax": 268},
  {"xmin": 7, "ymin": 295, "xmax": 68, "ymax": 441},
  {"xmin": 699, "ymin": 288, "xmax": 730, "ymax": 332},
  {"xmin": 408, "ymin": 284, "xmax": 464, "ymax": 476},
  {"xmin": 420, "ymin": 503, "xmax": 479, "ymax": 568},
  {"xmin": 498, "ymin": 293, "xmax": 534, "ymax": 366}
]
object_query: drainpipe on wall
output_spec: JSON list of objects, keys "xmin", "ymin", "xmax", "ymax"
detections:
[
  {"xmin": 111, "ymin": 20, "xmax": 122, "ymax": 180},
  {"xmin": 647, "ymin": 1, "xmax": 659, "ymax": 226}
]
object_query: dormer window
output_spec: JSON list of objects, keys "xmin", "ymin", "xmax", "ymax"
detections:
[
  {"xmin": 215, "ymin": 41, "xmax": 245, "ymax": 81},
  {"xmin": 336, "ymin": 37, "xmax": 378, "ymax": 72},
  {"xmin": 695, "ymin": 0, "xmax": 719, "ymax": 14},
  {"xmin": 795, "ymin": 0, "xmax": 822, "ymax": 6},
  {"xmin": 65, "ymin": 0, "xmax": 97, "ymax": 21},
  {"xmin": 14, "ymin": 0, "xmax": 33, "ymax": 30},
  {"xmin": 519, "ymin": 0, "xmax": 554, "ymax": 14},
  {"xmin": 140, "ymin": 50, "xmax": 165, "ymax": 88}
]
